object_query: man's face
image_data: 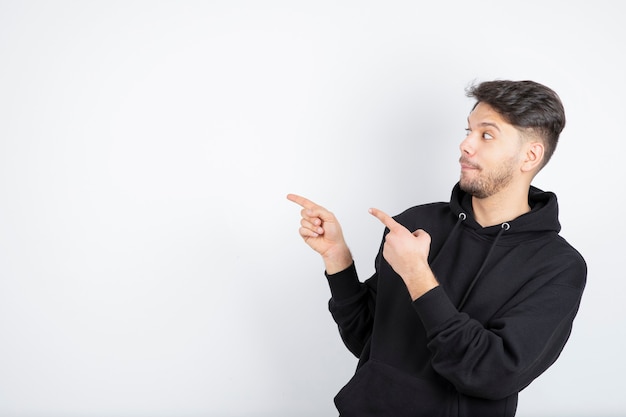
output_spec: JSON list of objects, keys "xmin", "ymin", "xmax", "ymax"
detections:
[{"xmin": 459, "ymin": 102, "xmax": 524, "ymax": 199}]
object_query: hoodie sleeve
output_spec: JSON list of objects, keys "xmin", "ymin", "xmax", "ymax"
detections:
[
  {"xmin": 413, "ymin": 253, "xmax": 586, "ymax": 400},
  {"xmin": 326, "ymin": 263, "xmax": 378, "ymax": 358}
]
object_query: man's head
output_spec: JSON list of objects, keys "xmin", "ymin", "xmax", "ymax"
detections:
[{"xmin": 465, "ymin": 80, "xmax": 566, "ymax": 170}]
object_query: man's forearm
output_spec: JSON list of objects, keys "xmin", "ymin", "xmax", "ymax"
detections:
[{"xmin": 323, "ymin": 245, "xmax": 353, "ymax": 275}]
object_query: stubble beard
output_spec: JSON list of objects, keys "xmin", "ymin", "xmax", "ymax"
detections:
[{"xmin": 459, "ymin": 162, "xmax": 516, "ymax": 199}]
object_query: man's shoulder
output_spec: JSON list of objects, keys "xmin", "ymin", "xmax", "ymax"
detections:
[
  {"xmin": 392, "ymin": 201, "xmax": 453, "ymax": 231},
  {"xmin": 551, "ymin": 234, "xmax": 588, "ymax": 272}
]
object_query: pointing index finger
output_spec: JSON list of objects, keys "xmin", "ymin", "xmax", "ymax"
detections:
[
  {"xmin": 286, "ymin": 193, "xmax": 318, "ymax": 210},
  {"xmin": 369, "ymin": 207, "xmax": 400, "ymax": 231}
]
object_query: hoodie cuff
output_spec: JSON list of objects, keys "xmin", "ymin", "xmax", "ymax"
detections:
[
  {"xmin": 325, "ymin": 262, "xmax": 362, "ymax": 302},
  {"xmin": 412, "ymin": 286, "xmax": 459, "ymax": 333}
]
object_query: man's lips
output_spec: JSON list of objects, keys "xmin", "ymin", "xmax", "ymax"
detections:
[{"xmin": 459, "ymin": 157, "xmax": 480, "ymax": 170}]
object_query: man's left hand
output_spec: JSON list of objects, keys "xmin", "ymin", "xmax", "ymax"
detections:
[{"xmin": 369, "ymin": 207, "xmax": 439, "ymax": 300}]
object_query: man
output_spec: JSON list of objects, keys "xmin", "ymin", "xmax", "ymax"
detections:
[{"xmin": 287, "ymin": 80, "xmax": 586, "ymax": 417}]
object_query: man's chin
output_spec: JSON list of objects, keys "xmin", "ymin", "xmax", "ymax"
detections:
[{"xmin": 459, "ymin": 181, "xmax": 488, "ymax": 199}]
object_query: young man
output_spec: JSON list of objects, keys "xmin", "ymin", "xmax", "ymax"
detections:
[{"xmin": 287, "ymin": 80, "xmax": 586, "ymax": 417}]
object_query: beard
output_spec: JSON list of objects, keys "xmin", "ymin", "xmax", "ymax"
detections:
[{"xmin": 459, "ymin": 158, "xmax": 516, "ymax": 199}]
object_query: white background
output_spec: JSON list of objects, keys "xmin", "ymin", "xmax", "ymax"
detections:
[{"xmin": 0, "ymin": 1, "xmax": 623, "ymax": 416}]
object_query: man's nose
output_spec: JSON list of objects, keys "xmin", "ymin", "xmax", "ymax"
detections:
[{"xmin": 459, "ymin": 134, "xmax": 475, "ymax": 155}]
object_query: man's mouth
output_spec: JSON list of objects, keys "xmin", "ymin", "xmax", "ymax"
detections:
[{"xmin": 459, "ymin": 157, "xmax": 479, "ymax": 170}]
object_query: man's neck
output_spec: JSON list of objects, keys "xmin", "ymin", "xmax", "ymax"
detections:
[{"xmin": 471, "ymin": 185, "xmax": 532, "ymax": 228}]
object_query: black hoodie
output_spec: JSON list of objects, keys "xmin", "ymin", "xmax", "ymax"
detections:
[{"xmin": 326, "ymin": 183, "xmax": 586, "ymax": 417}]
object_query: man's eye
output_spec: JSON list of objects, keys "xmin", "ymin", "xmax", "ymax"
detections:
[
  {"xmin": 483, "ymin": 132, "xmax": 494, "ymax": 140},
  {"xmin": 465, "ymin": 128, "xmax": 471, "ymax": 136}
]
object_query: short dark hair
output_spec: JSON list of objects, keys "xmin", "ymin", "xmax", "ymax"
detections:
[{"xmin": 466, "ymin": 80, "xmax": 566, "ymax": 169}]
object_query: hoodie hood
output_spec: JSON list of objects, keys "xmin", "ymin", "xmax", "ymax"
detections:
[
  {"xmin": 448, "ymin": 182, "xmax": 561, "ymax": 239},
  {"xmin": 441, "ymin": 183, "xmax": 563, "ymax": 309}
]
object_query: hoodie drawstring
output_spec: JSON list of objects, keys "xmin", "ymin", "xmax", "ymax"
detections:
[
  {"xmin": 431, "ymin": 212, "xmax": 467, "ymax": 267},
  {"xmin": 457, "ymin": 222, "xmax": 510, "ymax": 310}
]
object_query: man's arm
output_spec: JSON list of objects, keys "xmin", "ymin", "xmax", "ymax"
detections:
[
  {"xmin": 287, "ymin": 194, "xmax": 376, "ymax": 356},
  {"xmin": 413, "ymin": 267, "xmax": 585, "ymax": 399}
]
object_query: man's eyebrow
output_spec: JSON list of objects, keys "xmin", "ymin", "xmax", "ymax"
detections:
[{"xmin": 466, "ymin": 118, "xmax": 501, "ymax": 131}]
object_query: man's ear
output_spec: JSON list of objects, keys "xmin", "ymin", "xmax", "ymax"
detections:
[{"xmin": 521, "ymin": 141, "xmax": 545, "ymax": 173}]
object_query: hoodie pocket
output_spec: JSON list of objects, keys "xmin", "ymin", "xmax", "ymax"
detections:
[{"xmin": 334, "ymin": 360, "xmax": 451, "ymax": 417}]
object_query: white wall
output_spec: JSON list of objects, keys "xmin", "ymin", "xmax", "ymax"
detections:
[{"xmin": 0, "ymin": 1, "xmax": 623, "ymax": 416}]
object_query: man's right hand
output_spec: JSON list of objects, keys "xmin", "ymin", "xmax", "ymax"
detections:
[{"xmin": 286, "ymin": 194, "xmax": 353, "ymax": 274}]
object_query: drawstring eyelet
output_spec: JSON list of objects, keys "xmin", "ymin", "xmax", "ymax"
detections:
[
  {"xmin": 459, "ymin": 213, "xmax": 467, "ymax": 220},
  {"xmin": 501, "ymin": 222, "xmax": 510, "ymax": 231}
]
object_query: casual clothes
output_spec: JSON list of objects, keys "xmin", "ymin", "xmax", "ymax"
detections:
[{"xmin": 326, "ymin": 183, "xmax": 586, "ymax": 417}]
